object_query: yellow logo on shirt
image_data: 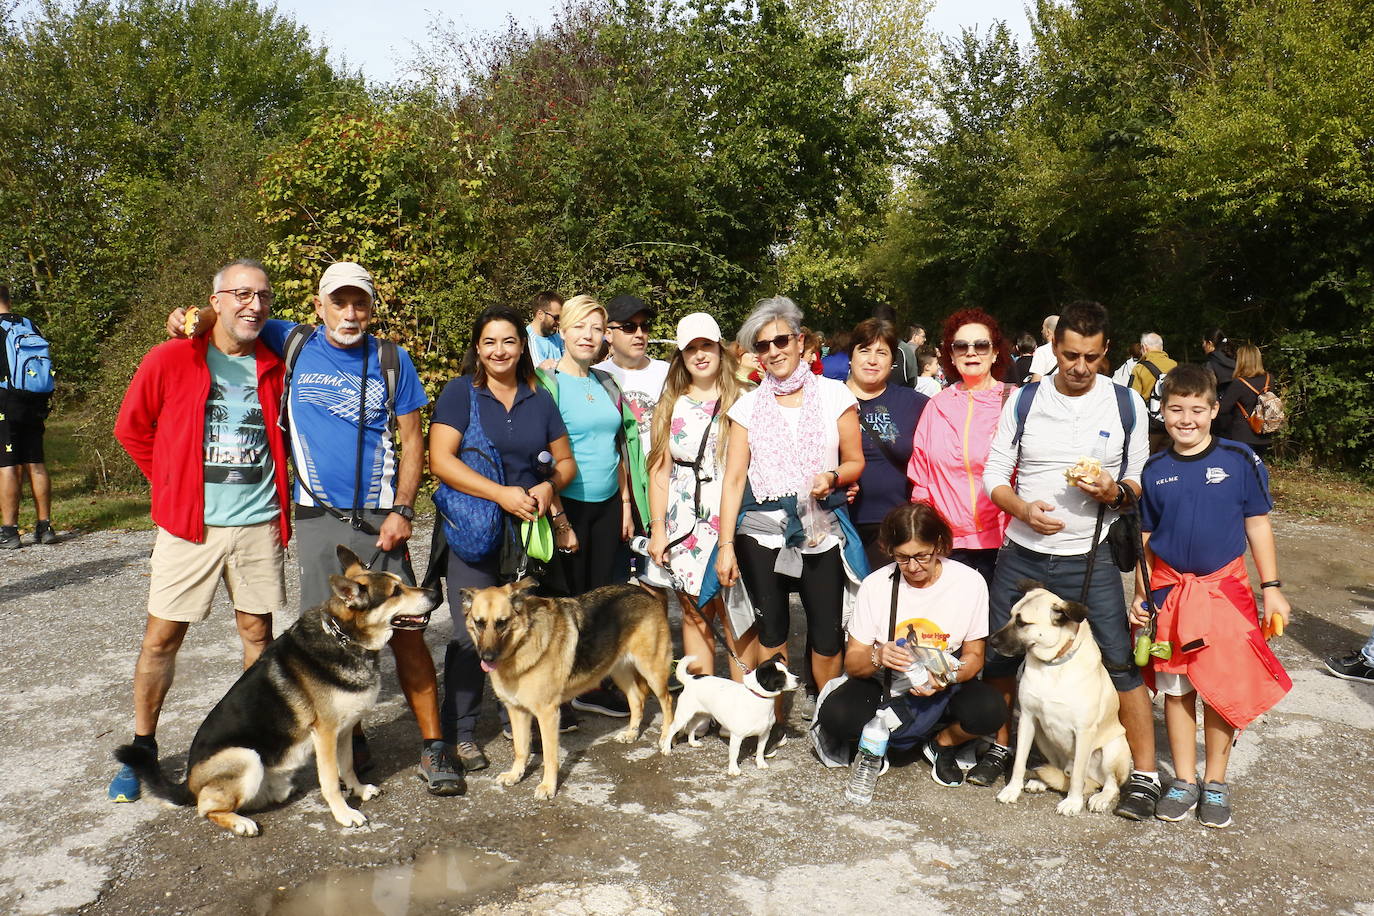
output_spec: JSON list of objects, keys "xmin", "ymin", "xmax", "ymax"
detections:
[{"xmin": 895, "ymin": 617, "xmax": 951, "ymax": 651}]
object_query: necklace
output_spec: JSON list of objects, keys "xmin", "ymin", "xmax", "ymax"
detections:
[{"xmin": 582, "ymin": 375, "xmax": 598, "ymax": 404}]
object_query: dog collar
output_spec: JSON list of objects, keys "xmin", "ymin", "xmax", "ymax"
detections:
[
  {"xmin": 1043, "ymin": 640, "xmax": 1081, "ymax": 667},
  {"xmin": 745, "ymin": 684, "xmax": 778, "ymax": 700},
  {"xmin": 322, "ymin": 614, "xmax": 358, "ymax": 648}
]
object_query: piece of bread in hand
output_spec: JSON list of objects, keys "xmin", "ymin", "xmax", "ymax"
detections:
[
  {"xmin": 183, "ymin": 306, "xmax": 199, "ymax": 337},
  {"xmin": 1063, "ymin": 456, "xmax": 1103, "ymax": 485}
]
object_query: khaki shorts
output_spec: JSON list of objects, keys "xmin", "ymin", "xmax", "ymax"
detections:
[{"xmin": 148, "ymin": 521, "xmax": 286, "ymax": 622}]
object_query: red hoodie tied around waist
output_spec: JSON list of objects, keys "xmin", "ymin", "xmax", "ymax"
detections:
[{"xmin": 1148, "ymin": 555, "xmax": 1291, "ymax": 730}]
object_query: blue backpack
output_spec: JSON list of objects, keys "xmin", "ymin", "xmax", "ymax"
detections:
[
  {"xmin": 432, "ymin": 379, "xmax": 507, "ymax": 562},
  {"xmin": 2, "ymin": 317, "xmax": 54, "ymax": 395}
]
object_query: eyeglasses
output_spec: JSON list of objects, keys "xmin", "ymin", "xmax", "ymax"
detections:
[
  {"xmin": 891, "ymin": 550, "xmax": 937, "ymax": 568},
  {"xmin": 611, "ymin": 321, "xmax": 648, "ymax": 335},
  {"xmin": 752, "ymin": 333, "xmax": 797, "ymax": 355},
  {"xmin": 541, "ymin": 309, "xmax": 562, "ymax": 320},
  {"xmin": 950, "ymin": 339, "xmax": 993, "ymax": 355},
  {"xmin": 215, "ymin": 288, "xmax": 274, "ymax": 305}
]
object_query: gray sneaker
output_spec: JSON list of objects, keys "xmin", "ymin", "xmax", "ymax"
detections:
[
  {"xmin": 1155, "ymin": 778, "xmax": 1200, "ymax": 822},
  {"xmin": 0, "ymin": 526, "xmax": 20, "ymax": 550},
  {"xmin": 1198, "ymin": 781, "xmax": 1233, "ymax": 828},
  {"xmin": 417, "ymin": 743, "xmax": 467, "ymax": 797}
]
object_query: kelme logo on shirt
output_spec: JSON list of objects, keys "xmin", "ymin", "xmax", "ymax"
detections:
[{"xmin": 1205, "ymin": 467, "xmax": 1230, "ymax": 484}]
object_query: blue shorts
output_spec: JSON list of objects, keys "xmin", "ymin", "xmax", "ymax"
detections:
[{"xmin": 985, "ymin": 539, "xmax": 1142, "ymax": 691}]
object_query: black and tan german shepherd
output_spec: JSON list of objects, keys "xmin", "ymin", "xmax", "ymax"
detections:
[
  {"xmin": 463, "ymin": 579, "xmax": 674, "ymax": 799},
  {"xmin": 115, "ymin": 546, "xmax": 438, "ymax": 836}
]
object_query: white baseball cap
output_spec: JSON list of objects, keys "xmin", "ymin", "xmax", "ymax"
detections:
[
  {"xmin": 675, "ymin": 313, "xmax": 722, "ymax": 351},
  {"xmin": 319, "ymin": 261, "xmax": 375, "ymax": 300}
]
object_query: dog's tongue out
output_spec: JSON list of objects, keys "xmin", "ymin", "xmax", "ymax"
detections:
[{"xmin": 480, "ymin": 660, "xmax": 495, "ymax": 673}]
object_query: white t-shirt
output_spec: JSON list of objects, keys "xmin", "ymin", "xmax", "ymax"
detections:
[
  {"xmin": 915, "ymin": 376, "xmax": 941, "ymax": 398},
  {"xmin": 595, "ymin": 357, "xmax": 669, "ymax": 457},
  {"xmin": 983, "ymin": 375, "xmax": 1148, "ymax": 555},
  {"xmin": 848, "ymin": 559, "xmax": 989, "ymax": 655},
  {"xmin": 728, "ymin": 375, "xmax": 858, "ymax": 552},
  {"xmin": 1028, "ymin": 342, "xmax": 1056, "ymax": 378}
]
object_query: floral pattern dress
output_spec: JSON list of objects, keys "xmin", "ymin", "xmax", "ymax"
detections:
[{"xmin": 661, "ymin": 395, "xmax": 724, "ymax": 597}]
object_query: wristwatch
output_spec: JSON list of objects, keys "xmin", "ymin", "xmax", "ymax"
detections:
[{"xmin": 390, "ymin": 504, "xmax": 415, "ymax": 521}]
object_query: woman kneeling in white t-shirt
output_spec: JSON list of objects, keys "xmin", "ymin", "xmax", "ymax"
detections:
[{"xmin": 813, "ymin": 503, "xmax": 1007, "ymax": 787}]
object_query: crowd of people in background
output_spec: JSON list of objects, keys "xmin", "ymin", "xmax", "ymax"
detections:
[{"xmin": 82, "ymin": 258, "xmax": 1374, "ymax": 831}]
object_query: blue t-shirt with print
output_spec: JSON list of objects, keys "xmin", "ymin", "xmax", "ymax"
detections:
[
  {"xmin": 1140, "ymin": 437, "xmax": 1272, "ymax": 578},
  {"xmin": 432, "ymin": 377, "xmax": 568, "ymax": 490},
  {"xmin": 261, "ymin": 320, "xmax": 428, "ymax": 509},
  {"xmin": 555, "ymin": 370, "xmax": 621, "ymax": 502},
  {"xmin": 202, "ymin": 346, "xmax": 278, "ymax": 526},
  {"xmin": 852, "ymin": 385, "xmax": 928, "ymax": 526}
]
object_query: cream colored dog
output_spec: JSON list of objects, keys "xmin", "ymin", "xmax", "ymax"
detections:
[{"xmin": 988, "ymin": 582, "xmax": 1131, "ymax": 816}]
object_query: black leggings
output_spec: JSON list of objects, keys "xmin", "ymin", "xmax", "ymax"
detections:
[
  {"xmin": 558, "ymin": 495, "xmax": 622, "ymax": 596},
  {"xmin": 735, "ymin": 535, "xmax": 845, "ymax": 656},
  {"xmin": 818, "ymin": 676, "xmax": 1007, "ymax": 747}
]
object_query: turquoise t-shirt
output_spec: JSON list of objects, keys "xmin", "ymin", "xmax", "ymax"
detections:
[
  {"xmin": 203, "ymin": 346, "xmax": 278, "ymax": 527},
  {"xmin": 556, "ymin": 370, "xmax": 621, "ymax": 502}
]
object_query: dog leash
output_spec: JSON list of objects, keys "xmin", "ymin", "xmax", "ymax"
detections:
[{"xmin": 701, "ymin": 607, "xmax": 751, "ymax": 676}]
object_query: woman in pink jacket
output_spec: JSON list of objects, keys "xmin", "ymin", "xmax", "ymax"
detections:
[{"xmin": 907, "ymin": 308, "xmax": 1014, "ymax": 584}]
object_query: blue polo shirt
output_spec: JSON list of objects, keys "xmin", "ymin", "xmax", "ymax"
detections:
[
  {"xmin": 1140, "ymin": 437, "xmax": 1272, "ymax": 577},
  {"xmin": 432, "ymin": 376, "xmax": 568, "ymax": 490}
]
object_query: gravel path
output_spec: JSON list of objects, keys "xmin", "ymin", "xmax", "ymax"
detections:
[{"xmin": 0, "ymin": 515, "xmax": 1371, "ymax": 915}]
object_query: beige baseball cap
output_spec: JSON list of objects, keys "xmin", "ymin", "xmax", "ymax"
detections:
[
  {"xmin": 675, "ymin": 312, "xmax": 722, "ymax": 350},
  {"xmin": 319, "ymin": 261, "xmax": 375, "ymax": 300}
]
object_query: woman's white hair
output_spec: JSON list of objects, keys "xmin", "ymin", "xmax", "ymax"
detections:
[{"xmin": 737, "ymin": 296, "xmax": 804, "ymax": 350}]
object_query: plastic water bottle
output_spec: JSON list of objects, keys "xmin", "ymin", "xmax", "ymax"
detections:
[
  {"xmin": 1093, "ymin": 429, "xmax": 1111, "ymax": 463},
  {"xmin": 535, "ymin": 450, "xmax": 554, "ymax": 480},
  {"xmin": 845, "ymin": 714, "xmax": 890, "ymax": 805},
  {"xmin": 628, "ymin": 535, "xmax": 650, "ymax": 556}
]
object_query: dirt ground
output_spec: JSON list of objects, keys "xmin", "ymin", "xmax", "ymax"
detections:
[{"xmin": 0, "ymin": 513, "xmax": 1371, "ymax": 916}]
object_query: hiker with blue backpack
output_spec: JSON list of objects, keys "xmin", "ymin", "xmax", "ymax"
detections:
[
  {"xmin": 0, "ymin": 283, "xmax": 57, "ymax": 549},
  {"xmin": 979, "ymin": 300, "xmax": 1162, "ymax": 821}
]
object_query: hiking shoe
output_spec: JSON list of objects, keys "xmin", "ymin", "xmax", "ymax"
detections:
[
  {"xmin": 1324, "ymin": 653, "xmax": 1374, "ymax": 684},
  {"xmin": 571, "ymin": 686, "xmax": 630, "ymax": 717},
  {"xmin": 1155, "ymin": 779, "xmax": 1201, "ymax": 822},
  {"xmin": 923, "ymin": 739, "xmax": 965, "ymax": 787},
  {"xmin": 108, "ymin": 764, "xmax": 141, "ymax": 802},
  {"xmin": 965, "ymin": 743, "xmax": 1012, "ymax": 787},
  {"xmin": 352, "ymin": 732, "xmax": 373, "ymax": 774},
  {"xmin": 417, "ymin": 743, "xmax": 467, "ymax": 797},
  {"xmin": 1114, "ymin": 772, "xmax": 1162, "ymax": 821},
  {"xmin": 0, "ymin": 526, "xmax": 19, "ymax": 550},
  {"xmin": 453, "ymin": 741, "xmax": 489, "ymax": 773},
  {"xmin": 34, "ymin": 520, "xmax": 57, "ymax": 544},
  {"xmin": 1198, "ymin": 781, "xmax": 1233, "ymax": 828}
]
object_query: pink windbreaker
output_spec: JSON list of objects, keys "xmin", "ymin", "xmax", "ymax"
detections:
[{"xmin": 907, "ymin": 383, "xmax": 1012, "ymax": 550}]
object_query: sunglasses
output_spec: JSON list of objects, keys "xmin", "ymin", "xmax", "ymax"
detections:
[
  {"xmin": 950, "ymin": 339, "xmax": 993, "ymax": 355},
  {"xmin": 752, "ymin": 333, "xmax": 797, "ymax": 355},
  {"xmin": 611, "ymin": 321, "xmax": 648, "ymax": 335}
]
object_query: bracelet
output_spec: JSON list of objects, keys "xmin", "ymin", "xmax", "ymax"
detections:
[
  {"xmin": 650, "ymin": 517, "xmax": 665, "ymax": 525},
  {"xmin": 870, "ymin": 642, "xmax": 881, "ymax": 671},
  {"xmin": 1260, "ymin": 580, "xmax": 1282, "ymax": 589},
  {"xmin": 551, "ymin": 511, "xmax": 564, "ymax": 519},
  {"xmin": 718, "ymin": 540, "xmax": 734, "ymax": 548},
  {"xmin": 828, "ymin": 470, "xmax": 841, "ymax": 487}
]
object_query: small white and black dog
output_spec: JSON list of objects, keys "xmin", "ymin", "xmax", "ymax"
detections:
[{"xmin": 665, "ymin": 654, "xmax": 799, "ymax": 775}]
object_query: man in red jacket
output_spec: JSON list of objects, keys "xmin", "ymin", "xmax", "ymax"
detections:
[{"xmin": 107, "ymin": 258, "xmax": 292, "ymax": 803}]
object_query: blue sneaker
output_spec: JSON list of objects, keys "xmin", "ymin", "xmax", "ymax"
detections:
[{"xmin": 108, "ymin": 764, "xmax": 141, "ymax": 802}]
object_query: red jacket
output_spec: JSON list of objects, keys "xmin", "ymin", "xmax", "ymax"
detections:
[
  {"xmin": 1148, "ymin": 556, "xmax": 1290, "ymax": 730},
  {"xmin": 114, "ymin": 336, "xmax": 291, "ymax": 545}
]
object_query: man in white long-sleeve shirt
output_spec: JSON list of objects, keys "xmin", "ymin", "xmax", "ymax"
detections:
[{"xmin": 967, "ymin": 300, "xmax": 1161, "ymax": 821}]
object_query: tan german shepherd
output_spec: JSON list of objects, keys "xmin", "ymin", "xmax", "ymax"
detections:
[
  {"xmin": 115, "ymin": 547, "xmax": 439, "ymax": 836},
  {"xmin": 463, "ymin": 580, "xmax": 674, "ymax": 799}
]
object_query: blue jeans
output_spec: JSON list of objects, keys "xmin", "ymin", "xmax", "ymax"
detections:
[
  {"xmin": 1361, "ymin": 624, "xmax": 1374, "ymax": 666},
  {"xmin": 985, "ymin": 539, "xmax": 1142, "ymax": 691}
]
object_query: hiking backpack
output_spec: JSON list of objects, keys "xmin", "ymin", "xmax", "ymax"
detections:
[
  {"xmin": 1138, "ymin": 360, "xmax": 1168, "ymax": 433},
  {"xmin": 1, "ymin": 317, "xmax": 55, "ymax": 395},
  {"xmin": 1238, "ymin": 374, "xmax": 1286, "ymax": 435}
]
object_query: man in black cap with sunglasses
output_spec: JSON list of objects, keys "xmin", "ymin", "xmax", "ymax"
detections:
[{"xmin": 167, "ymin": 262, "xmax": 465, "ymax": 795}]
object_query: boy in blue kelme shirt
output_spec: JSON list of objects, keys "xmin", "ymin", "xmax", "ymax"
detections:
[{"xmin": 1132, "ymin": 364, "xmax": 1292, "ymax": 828}]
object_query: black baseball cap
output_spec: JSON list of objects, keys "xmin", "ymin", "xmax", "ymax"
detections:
[{"xmin": 606, "ymin": 294, "xmax": 655, "ymax": 324}]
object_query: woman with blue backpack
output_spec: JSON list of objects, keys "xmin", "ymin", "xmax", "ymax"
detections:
[{"xmin": 429, "ymin": 304, "xmax": 576, "ymax": 772}]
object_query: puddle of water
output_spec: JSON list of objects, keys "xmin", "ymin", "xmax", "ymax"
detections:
[{"xmin": 268, "ymin": 847, "xmax": 517, "ymax": 916}]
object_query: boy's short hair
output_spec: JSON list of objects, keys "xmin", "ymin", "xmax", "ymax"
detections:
[{"xmin": 1159, "ymin": 363, "xmax": 1218, "ymax": 406}]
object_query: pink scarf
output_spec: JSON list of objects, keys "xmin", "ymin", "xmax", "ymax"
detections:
[{"xmin": 747, "ymin": 360, "xmax": 825, "ymax": 500}]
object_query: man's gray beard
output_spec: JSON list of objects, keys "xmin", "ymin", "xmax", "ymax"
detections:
[{"xmin": 329, "ymin": 326, "xmax": 364, "ymax": 347}]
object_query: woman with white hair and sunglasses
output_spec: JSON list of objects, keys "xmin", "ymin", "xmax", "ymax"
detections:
[{"xmin": 701, "ymin": 297, "xmax": 868, "ymax": 702}]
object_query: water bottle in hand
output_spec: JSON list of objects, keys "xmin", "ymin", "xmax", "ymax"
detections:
[
  {"xmin": 535, "ymin": 450, "xmax": 554, "ymax": 480},
  {"xmin": 845, "ymin": 713, "xmax": 891, "ymax": 805}
]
